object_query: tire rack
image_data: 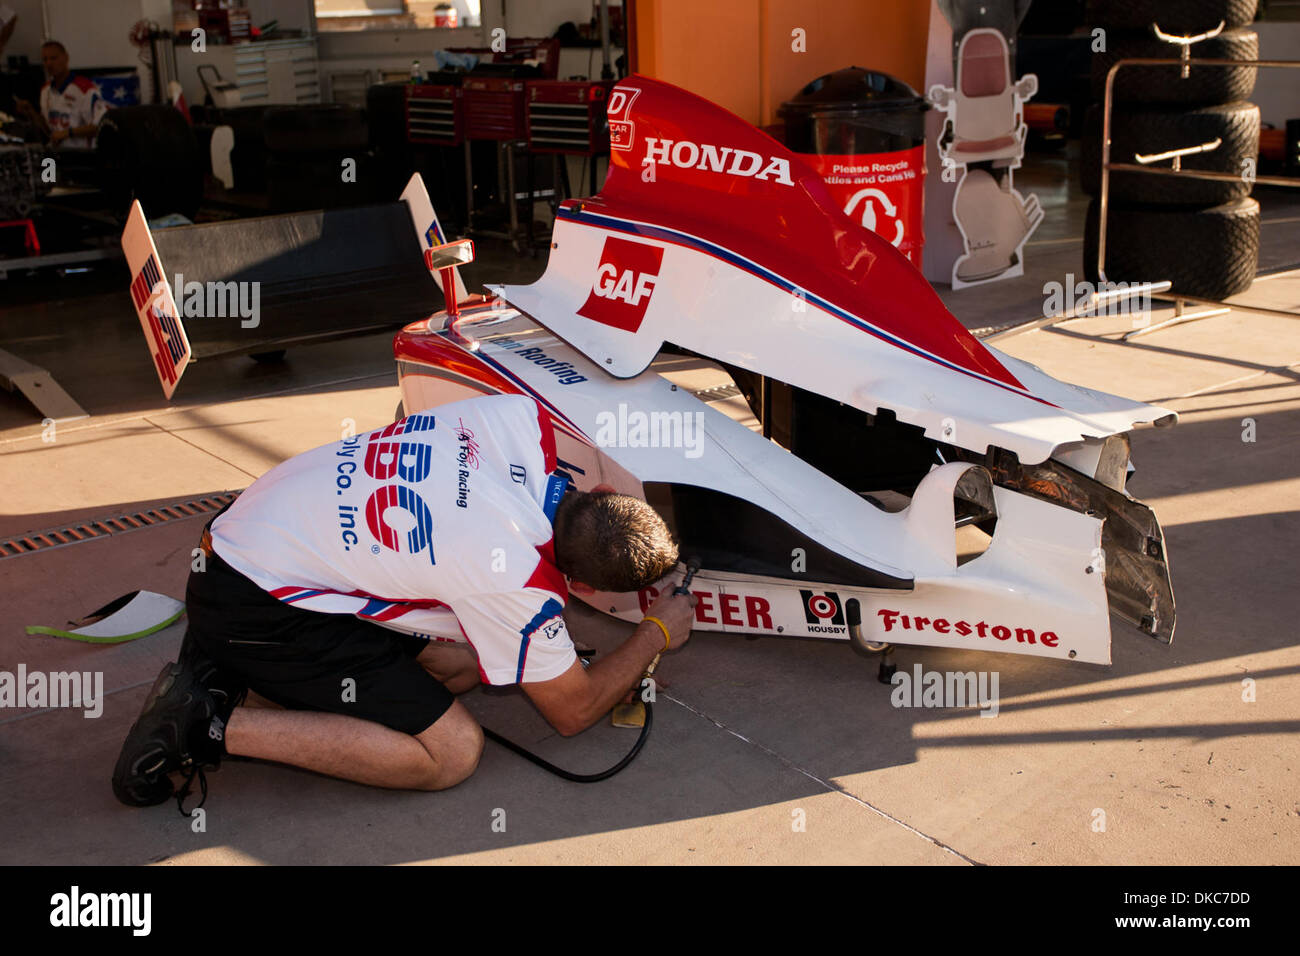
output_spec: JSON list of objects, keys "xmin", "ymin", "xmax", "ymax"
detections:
[{"xmin": 985, "ymin": 56, "xmax": 1300, "ymax": 344}]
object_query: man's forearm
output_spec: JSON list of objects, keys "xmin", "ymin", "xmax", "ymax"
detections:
[{"xmin": 569, "ymin": 622, "xmax": 665, "ymax": 734}]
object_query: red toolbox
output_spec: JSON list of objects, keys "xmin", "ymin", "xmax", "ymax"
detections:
[
  {"xmin": 463, "ymin": 76, "xmax": 527, "ymax": 141},
  {"xmin": 407, "ymin": 83, "xmax": 464, "ymax": 145},
  {"xmin": 526, "ymin": 80, "xmax": 614, "ymax": 155},
  {"xmin": 196, "ymin": 6, "xmax": 251, "ymax": 44}
]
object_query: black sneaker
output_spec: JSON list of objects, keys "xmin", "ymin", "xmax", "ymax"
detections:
[
  {"xmin": 178, "ymin": 628, "xmax": 247, "ymax": 716},
  {"xmin": 112, "ymin": 659, "xmax": 219, "ymax": 808}
]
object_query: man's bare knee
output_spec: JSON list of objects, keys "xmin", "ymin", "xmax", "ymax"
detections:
[
  {"xmin": 415, "ymin": 701, "xmax": 484, "ymax": 790},
  {"xmin": 420, "ymin": 725, "xmax": 482, "ymax": 790}
]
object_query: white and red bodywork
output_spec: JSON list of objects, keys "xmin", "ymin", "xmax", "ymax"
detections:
[
  {"xmin": 397, "ymin": 307, "xmax": 1118, "ymax": 663},
  {"xmin": 391, "ymin": 75, "xmax": 1178, "ymax": 666},
  {"xmin": 124, "ymin": 73, "xmax": 1176, "ymax": 667}
]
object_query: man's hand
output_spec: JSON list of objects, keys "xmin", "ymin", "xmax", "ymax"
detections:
[
  {"xmin": 641, "ymin": 587, "xmax": 696, "ymax": 651},
  {"xmin": 522, "ymin": 587, "xmax": 697, "ymax": 736},
  {"xmin": 50, "ymin": 128, "xmax": 68, "ymax": 143},
  {"xmin": 621, "ymin": 588, "xmax": 695, "ymax": 700}
]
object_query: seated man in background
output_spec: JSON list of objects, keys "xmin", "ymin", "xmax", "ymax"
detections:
[{"xmin": 14, "ymin": 40, "xmax": 107, "ymax": 148}]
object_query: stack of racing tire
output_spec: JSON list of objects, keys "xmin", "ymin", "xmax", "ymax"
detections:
[{"xmin": 1081, "ymin": 0, "xmax": 1261, "ymax": 300}]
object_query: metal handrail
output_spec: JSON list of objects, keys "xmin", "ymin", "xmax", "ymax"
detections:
[
  {"xmin": 1152, "ymin": 20, "xmax": 1226, "ymax": 78},
  {"xmin": 1134, "ymin": 137, "xmax": 1221, "ymax": 166},
  {"xmin": 1097, "ymin": 56, "xmax": 1300, "ymax": 338}
]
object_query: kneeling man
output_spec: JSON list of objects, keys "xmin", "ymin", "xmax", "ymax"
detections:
[{"xmin": 113, "ymin": 394, "xmax": 695, "ymax": 807}]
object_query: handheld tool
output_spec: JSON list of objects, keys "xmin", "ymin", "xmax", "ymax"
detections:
[
  {"xmin": 612, "ymin": 557, "xmax": 700, "ymax": 729},
  {"xmin": 485, "ymin": 558, "xmax": 702, "ymax": 780}
]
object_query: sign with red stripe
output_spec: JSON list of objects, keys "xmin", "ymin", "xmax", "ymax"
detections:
[{"xmin": 121, "ymin": 201, "xmax": 191, "ymax": 398}]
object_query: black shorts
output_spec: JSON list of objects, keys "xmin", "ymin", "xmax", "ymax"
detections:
[{"xmin": 185, "ymin": 549, "xmax": 455, "ymax": 736}]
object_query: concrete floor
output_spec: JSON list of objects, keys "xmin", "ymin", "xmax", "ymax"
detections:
[{"xmin": 1, "ymin": 153, "xmax": 1298, "ymax": 865}]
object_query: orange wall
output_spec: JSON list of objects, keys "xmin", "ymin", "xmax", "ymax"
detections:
[
  {"xmin": 633, "ymin": 0, "xmax": 932, "ymax": 126},
  {"xmin": 633, "ymin": 0, "xmax": 762, "ymax": 124}
]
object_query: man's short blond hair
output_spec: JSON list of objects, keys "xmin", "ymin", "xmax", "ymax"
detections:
[{"xmin": 555, "ymin": 492, "xmax": 678, "ymax": 593}]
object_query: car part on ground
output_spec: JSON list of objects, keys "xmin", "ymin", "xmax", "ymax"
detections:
[
  {"xmin": 396, "ymin": 77, "xmax": 1176, "ymax": 664},
  {"xmin": 396, "ymin": 305, "xmax": 1170, "ymax": 665},
  {"xmin": 124, "ymin": 75, "xmax": 1182, "ymax": 669}
]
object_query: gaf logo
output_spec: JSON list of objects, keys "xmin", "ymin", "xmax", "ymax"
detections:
[{"xmin": 576, "ymin": 236, "xmax": 664, "ymax": 333}]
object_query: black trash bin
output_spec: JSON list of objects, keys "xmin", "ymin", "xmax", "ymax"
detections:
[{"xmin": 779, "ymin": 67, "xmax": 929, "ymax": 266}]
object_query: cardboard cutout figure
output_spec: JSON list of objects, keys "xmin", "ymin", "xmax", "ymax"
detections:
[{"xmin": 927, "ymin": 3, "xmax": 1043, "ymax": 288}]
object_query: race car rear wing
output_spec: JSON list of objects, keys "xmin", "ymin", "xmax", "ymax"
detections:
[{"xmin": 121, "ymin": 173, "xmax": 468, "ymax": 398}]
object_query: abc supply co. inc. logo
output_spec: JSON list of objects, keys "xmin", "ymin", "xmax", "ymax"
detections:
[
  {"xmin": 334, "ymin": 414, "xmax": 439, "ymax": 564},
  {"xmin": 576, "ymin": 235, "xmax": 664, "ymax": 333}
]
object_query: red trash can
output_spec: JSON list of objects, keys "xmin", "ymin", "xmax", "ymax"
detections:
[{"xmin": 780, "ymin": 68, "xmax": 929, "ymax": 268}]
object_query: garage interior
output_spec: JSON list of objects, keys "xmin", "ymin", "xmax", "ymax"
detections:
[{"xmin": 1, "ymin": 0, "xmax": 1298, "ymax": 868}]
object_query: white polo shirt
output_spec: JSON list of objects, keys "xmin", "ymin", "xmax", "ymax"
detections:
[
  {"xmin": 210, "ymin": 394, "xmax": 578, "ymax": 685},
  {"xmin": 40, "ymin": 74, "xmax": 109, "ymax": 148}
]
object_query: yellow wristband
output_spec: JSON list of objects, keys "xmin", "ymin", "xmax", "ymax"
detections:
[{"xmin": 642, "ymin": 615, "xmax": 671, "ymax": 652}]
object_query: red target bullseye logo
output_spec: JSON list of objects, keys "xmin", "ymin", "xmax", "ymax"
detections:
[
  {"xmin": 801, "ymin": 590, "xmax": 844, "ymax": 626},
  {"xmin": 808, "ymin": 595, "xmax": 837, "ymax": 619}
]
